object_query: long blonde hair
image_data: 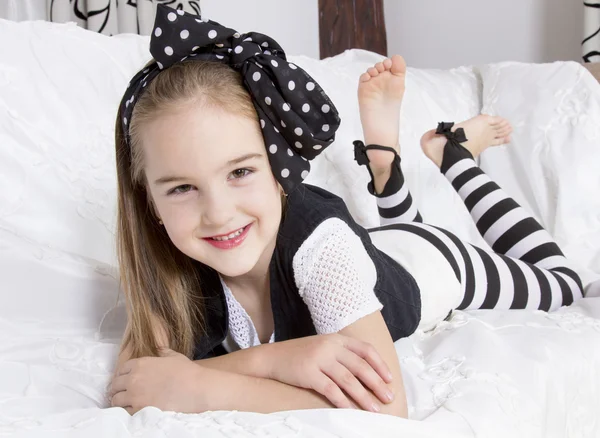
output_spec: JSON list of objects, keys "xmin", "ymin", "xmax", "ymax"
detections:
[{"xmin": 115, "ymin": 61, "xmax": 258, "ymax": 359}]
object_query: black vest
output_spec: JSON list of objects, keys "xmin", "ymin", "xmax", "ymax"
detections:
[{"xmin": 192, "ymin": 184, "xmax": 421, "ymax": 360}]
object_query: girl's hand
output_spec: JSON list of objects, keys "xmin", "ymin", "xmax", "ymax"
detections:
[
  {"xmin": 267, "ymin": 334, "xmax": 394, "ymax": 412},
  {"xmin": 108, "ymin": 348, "xmax": 209, "ymax": 415}
]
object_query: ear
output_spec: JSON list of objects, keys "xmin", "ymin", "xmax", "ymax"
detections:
[{"xmin": 277, "ymin": 182, "xmax": 287, "ymax": 197}]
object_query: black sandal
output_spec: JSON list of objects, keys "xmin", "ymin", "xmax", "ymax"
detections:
[
  {"xmin": 353, "ymin": 140, "xmax": 402, "ymax": 197},
  {"xmin": 353, "ymin": 140, "xmax": 399, "ymax": 167},
  {"xmin": 434, "ymin": 122, "xmax": 474, "ymax": 174}
]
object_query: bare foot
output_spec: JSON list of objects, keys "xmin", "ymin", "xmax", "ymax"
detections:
[
  {"xmin": 420, "ymin": 115, "xmax": 513, "ymax": 168},
  {"xmin": 358, "ymin": 55, "xmax": 406, "ymax": 194}
]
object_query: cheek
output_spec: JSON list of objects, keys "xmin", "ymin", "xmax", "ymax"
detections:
[
  {"xmin": 156, "ymin": 199, "xmax": 200, "ymax": 241},
  {"xmin": 258, "ymin": 180, "xmax": 283, "ymax": 224},
  {"xmin": 241, "ymin": 175, "xmax": 281, "ymax": 220}
]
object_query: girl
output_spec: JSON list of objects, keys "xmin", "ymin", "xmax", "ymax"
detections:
[{"xmin": 108, "ymin": 5, "xmax": 584, "ymax": 417}]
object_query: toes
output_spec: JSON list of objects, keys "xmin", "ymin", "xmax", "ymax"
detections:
[
  {"xmin": 368, "ymin": 67, "xmax": 379, "ymax": 77},
  {"xmin": 383, "ymin": 58, "xmax": 392, "ymax": 69},
  {"xmin": 497, "ymin": 120, "xmax": 512, "ymax": 130},
  {"xmin": 494, "ymin": 124, "xmax": 513, "ymax": 138},
  {"xmin": 499, "ymin": 128, "xmax": 513, "ymax": 138},
  {"xmin": 390, "ymin": 55, "xmax": 407, "ymax": 76},
  {"xmin": 491, "ymin": 135, "xmax": 511, "ymax": 146},
  {"xmin": 487, "ymin": 115, "xmax": 506, "ymax": 125},
  {"xmin": 359, "ymin": 72, "xmax": 371, "ymax": 82},
  {"xmin": 375, "ymin": 62, "xmax": 386, "ymax": 73}
]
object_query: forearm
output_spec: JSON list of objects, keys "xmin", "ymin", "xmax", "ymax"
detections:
[
  {"xmin": 194, "ymin": 343, "xmax": 275, "ymax": 378},
  {"xmin": 205, "ymin": 369, "xmax": 335, "ymax": 413}
]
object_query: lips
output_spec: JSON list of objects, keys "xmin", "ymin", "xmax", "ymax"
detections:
[
  {"xmin": 209, "ymin": 227, "xmax": 246, "ymax": 241},
  {"xmin": 203, "ymin": 223, "xmax": 252, "ymax": 250}
]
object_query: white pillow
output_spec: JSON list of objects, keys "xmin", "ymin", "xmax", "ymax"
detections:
[
  {"xmin": 0, "ymin": 20, "xmax": 150, "ymax": 268},
  {"xmin": 478, "ymin": 61, "xmax": 600, "ymax": 289}
]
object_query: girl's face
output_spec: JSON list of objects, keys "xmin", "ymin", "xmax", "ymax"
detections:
[{"xmin": 141, "ymin": 103, "xmax": 283, "ymax": 278}]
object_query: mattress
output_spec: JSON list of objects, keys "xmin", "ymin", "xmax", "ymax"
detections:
[{"xmin": 1, "ymin": 19, "xmax": 599, "ymax": 438}]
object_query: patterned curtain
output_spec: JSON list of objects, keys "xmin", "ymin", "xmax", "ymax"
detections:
[
  {"xmin": 584, "ymin": 1, "xmax": 600, "ymax": 62},
  {"xmin": 0, "ymin": 0, "xmax": 200, "ymax": 35},
  {"xmin": 48, "ymin": 0, "xmax": 201, "ymax": 35}
]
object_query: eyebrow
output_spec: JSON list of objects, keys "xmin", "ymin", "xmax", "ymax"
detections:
[{"xmin": 153, "ymin": 153, "xmax": 263, "ymax": 185}]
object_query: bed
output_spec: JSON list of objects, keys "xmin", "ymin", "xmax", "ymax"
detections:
[{"xmin": 1, "ymin": 3, "xmax": 600, "ymax": 438}]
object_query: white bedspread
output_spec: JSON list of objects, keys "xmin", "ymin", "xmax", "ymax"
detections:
[{"xmin": 1, "ymin": 20, "xmax": 599, "ymax": 438}]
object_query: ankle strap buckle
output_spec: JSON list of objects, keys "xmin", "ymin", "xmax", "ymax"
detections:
[{"xmin": 353, "ymin": 140, "xmax": 370, "ymax": 166}]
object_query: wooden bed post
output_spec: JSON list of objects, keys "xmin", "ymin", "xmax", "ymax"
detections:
[{"xmin": 318, "ymin": 0, "xmax": 387, "ymax": 59}]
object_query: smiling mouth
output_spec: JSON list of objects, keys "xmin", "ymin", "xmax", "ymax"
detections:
[
  {"xmin": 203, "ymin": 224, "xmax": 252, "ymax": 250},
  {"xmin": 206, "ymin": 225, "xmax": 249, "ymax": 241}
]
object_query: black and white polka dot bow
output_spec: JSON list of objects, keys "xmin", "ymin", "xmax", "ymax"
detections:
[{"xmin": 119, "ymin": 4, "xmax": 341, "ymax": 193}]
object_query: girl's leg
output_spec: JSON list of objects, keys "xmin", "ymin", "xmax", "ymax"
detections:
[
  {"xmin": 416, "ymin": 117, "xmax": 584, "ymax": 310},
  {"xmin": 355, "ymin": 142, "xmax": 423, "ymax": 225},
  {"xmin": 355, "ymin": 55, "xmax": 422, "ymax": 225},
  {"xmin": 372, "ymin": 219, "xmax": 584, "ymax": 312}
]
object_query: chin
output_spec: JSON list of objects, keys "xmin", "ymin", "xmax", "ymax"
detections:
[
  {"xmin": 186, "ymin": 231, "xmax": 268, "ymax": 278},
  {"xmin": 214, "ymin": 261, "xmax": 255, "ymax": 278}
]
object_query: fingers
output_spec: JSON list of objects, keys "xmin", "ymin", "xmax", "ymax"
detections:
[
  {"xmin": 110, "ymin": 390, "xmax": 130, "ymax": 409},
  {"xmin": 111, "ymin": 391, "xmax": 140, "ymax": 416},
  {"xmin": 117, "ymin": 358, "xmax": 136, "ymax": 376},
  {"xmin": 323, "ymin": 363, "xmax": 382, "ymax": 413},
  {"xmin": 343, "ymin": 338, "xmax": 393, "ymax": 384},
  {"xmin": 314, "ymin": 374, "xmax": 353, "ymax": 409},
  {"xmin": 158, "ymin": 347, "xmax": 178, "ymax": 357},
  {"xmin": 338, "ymin": 349, "xmax": 394, "ymax": 405},
  {"xmin": 108, "ymin": 375, "xmax": 128, "ymax": 398}
]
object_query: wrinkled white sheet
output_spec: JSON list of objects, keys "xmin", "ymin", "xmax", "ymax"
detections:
[{"xmin": 1, "ymin": 19, "xmax": 599, "ymax": 438}]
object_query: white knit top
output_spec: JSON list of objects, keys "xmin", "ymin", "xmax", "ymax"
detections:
[{"xmin": 221, "ymin": 217, "xmax": 383, "ymax": 352}]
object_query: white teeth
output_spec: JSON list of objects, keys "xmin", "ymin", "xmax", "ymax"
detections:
[{"xmin": 211, "ymin": 227, "xmax": 244, "ymax": 241}]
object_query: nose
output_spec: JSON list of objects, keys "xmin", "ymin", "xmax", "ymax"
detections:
[{"xmin": 201, "ymin": 186, "xmax": 236, "ymax": 230}]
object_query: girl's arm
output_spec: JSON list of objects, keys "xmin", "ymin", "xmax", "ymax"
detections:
[
  {"xmin": 290, "ymin": 218, "xmax": 411, "ymax": 417},
  {"xmin": 110, "ymin": 317, "xmax": 401, "ymax": 415},
  {"xmin": 109, "ymin": 342, "xmax": 344, "ymax": 414},
  {"xmin": 338, "ymin": 311, "xmax": 407, "ymax": 417},
  {"xmin": 194, "ymin": 344, "xmax": 272, "ymax": 376},
  {"xmin": 201, "ymin": 311, "xmax": 406, "ymax": 416},
  {"xmin": 111, "ymin": 321, "xmax": 393, "ymax": 414},
  {"xmin": 199, "ymin": 368, "xmax": 336, "ymax": 413}
]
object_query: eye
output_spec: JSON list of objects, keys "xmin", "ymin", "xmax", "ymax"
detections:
[
  {"xmin": 168, "ymin": 184, "xmax": 194, "ymax": 195},
  {"xmin": 228, "ymin": 168, "xmax": 253, "ymax": 180}
]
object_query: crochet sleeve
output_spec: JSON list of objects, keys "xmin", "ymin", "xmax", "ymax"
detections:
[{"xmin": 292, "ymin": 217, "xmax": 383, "ymax": 334}]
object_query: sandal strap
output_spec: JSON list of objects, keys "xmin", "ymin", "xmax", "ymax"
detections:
[{"xmin": 353, "ymin": 140, "xmax": 398, "ymax": 166}]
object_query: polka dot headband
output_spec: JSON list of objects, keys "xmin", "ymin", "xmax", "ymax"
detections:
[{"xmin": 119, "ymin": 4, "xmax": 341, "ymax": 193}]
